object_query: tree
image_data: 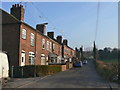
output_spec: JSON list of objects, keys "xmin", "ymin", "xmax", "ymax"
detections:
[{"xmin": 80, "ymin": 46, "xmax": 83, "ymax": 61}]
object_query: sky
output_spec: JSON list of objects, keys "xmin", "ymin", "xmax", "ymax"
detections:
[{"xmin": 1, "ymin": 2, "xmax": 118, "ymax": 50}]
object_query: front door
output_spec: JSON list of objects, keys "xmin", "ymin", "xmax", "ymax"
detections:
[
  {"xmin": 21, "ymin": 51, "xmax": 25, "ymax": 66},
  {"xmin": 41, "ymin": 54, "xmax": 45, "ymax": 65}
]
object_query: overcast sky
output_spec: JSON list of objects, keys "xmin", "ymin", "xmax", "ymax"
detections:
[{"xmin": 2, "ymin": 2, "xmax": 118, "ymax": 50}]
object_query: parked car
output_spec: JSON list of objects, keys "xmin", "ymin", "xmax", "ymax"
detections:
[
  {"xmin": 82, "ymin": 60, "xmax": 88, "ymax": 64},
  {"xmin": 0, "ymin": 51, "xmax": 9, "ymax": 86},
  {"xmin": 74, "ymin": 61, "xmax": 83, "ymax": 67}
]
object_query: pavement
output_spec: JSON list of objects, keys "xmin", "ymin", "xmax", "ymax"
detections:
[{"xmin": 3, "ymin": 60, "xmax": 119, "ymax": 88}]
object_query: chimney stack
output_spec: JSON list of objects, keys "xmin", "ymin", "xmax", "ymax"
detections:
[
  {"xmin": 63, "ymin": 39, "xmax": 68, "ymax": 46},
  {"xmin": 56, "ymin": 35, "xmax": 62, "ymax": 44},
  {"xmin": 10, "ymin": 4, "xmax": 24, "ymax": 21},
  {"xmin": 36, "ymin": 23, "xmax": 48, "ymax": 35},
  {"xmin": 47, "ymin": 32, "xmax": 54, "ymax": 39}
]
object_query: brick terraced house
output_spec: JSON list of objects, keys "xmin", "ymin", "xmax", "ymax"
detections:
[{"xmin": 1, "ymin": 4, "xmax": 76, "ymax": 69}]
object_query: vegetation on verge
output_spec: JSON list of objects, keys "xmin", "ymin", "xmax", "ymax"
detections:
[
  {"xmin": 95, "ymin": 60, "xmax": 120, "ymax": 84},
  {"xmin": 13, "ymin": 65, "xmax": 62, "ymax": 78}
]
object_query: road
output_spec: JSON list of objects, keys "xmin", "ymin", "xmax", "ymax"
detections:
[{"xmin": 7, "ymin": 60, "xmax": 117, "ymax": 88}]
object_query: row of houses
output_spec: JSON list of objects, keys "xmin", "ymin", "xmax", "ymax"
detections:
[{"xmin": 1, "ymin": 4, "xmax": 76, "ymax": 69}]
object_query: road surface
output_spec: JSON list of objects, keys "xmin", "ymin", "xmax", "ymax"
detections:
[{"xmin": 5, "ymin": 60, "xmax": 118, "ymax": 88}]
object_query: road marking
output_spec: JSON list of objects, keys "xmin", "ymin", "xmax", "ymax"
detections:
[
  {"xmin": 17, "ymin": 75, "xmax": 51, "ymax": 88},
  {"xmin": 41, "ymin": 75, "xmax": 51, "ymax": 80}
]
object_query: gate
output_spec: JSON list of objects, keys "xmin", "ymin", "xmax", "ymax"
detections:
[{"xmin": 11, "ymin": 66, "xmax": 35, "ymax": 78}]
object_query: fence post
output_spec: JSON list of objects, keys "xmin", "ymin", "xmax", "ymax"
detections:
[
  {"xmin": 21, "ymin": 67, "xmax": 23, "ymax": 78},
  {"xmin": 11, "ymin": 66, "xmax": 14, "ymax": 78}
]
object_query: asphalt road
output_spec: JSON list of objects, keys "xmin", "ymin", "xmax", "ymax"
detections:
[{"xmin": 15, "ymin": 60, "xmax": 118, "ymax": 88}]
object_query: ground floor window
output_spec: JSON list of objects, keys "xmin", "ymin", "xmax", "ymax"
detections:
[
  {"xmin": 29, "ymin": 52, "xmax": 35, "ymax": 65},
  {"xmin": 41, "ymin": 54, "xmax": 45, "ymax": 65},
  {"xmin": 50, "ymin": 57, "xmax": 57, "ymax": 63}
]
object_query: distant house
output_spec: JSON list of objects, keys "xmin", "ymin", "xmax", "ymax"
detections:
[{"xmin": 2, "ymin": 4, "xmax": 76, "ymax": 69}]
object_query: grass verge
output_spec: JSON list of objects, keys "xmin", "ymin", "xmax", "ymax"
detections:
[{"xmin": 95, "ymin": 60, "xmax": 120, "ymax": 84}]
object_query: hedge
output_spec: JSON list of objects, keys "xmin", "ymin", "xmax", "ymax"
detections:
[
  {"xmin": 36, "ymin": 65, "xmax": 61, "ymax": 76},
  {"xmin": 12, "ymin": 65, "xmax": 62, "ymax": 78}
]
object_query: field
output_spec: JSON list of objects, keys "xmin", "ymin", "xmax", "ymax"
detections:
[{"xmin": 95, "ymin": 60, "xmax": 119, "ymax": 83}]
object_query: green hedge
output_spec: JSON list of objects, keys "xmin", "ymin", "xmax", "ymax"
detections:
[
  {"xmin": 36, "ymin": 65, "xmax": 61, "ymax": 76},
  {"xmin": 12, "ymin": 65, "xmax": 62, "ymax": 78}
]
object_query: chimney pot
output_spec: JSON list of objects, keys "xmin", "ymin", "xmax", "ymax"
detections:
[
  {"xmin": 11, "ymin": 4, "xmax": 24, "ymax": 21},
  {"xmin": 15, "ymin": 4, "xmax": 17, "ymax": 7},
  {"xmin": 17, "ymin": 4, "xmax": 19, "ymax": 7}
]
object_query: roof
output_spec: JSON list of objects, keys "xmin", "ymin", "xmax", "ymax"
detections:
[
  {"xmin": 1, "ymin": 8, "xmax": 74, "ymax": 50},
  {"xmin": 63, "ymin": 44, "xmax": 75, "ymax": 51},
  {"xmin": 1, "ymin": 9, "xmax": 20, "ymax": 24}
]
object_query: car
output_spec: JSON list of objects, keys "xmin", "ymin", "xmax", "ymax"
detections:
[
  {"xmin": 74, "ymin": 61, "xmax": 83, "ymax": 67},
  {"xmin": 82, "ymin": 60, "xmax": 88, "ymax": 64}
]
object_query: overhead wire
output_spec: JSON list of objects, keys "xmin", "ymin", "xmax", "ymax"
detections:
[
  {"xmin": 21, "ymin": 1, "xmax": 79, "ymax": 48},
  {"xmin": 94, "ymin": 1, "xmax": 100, "ymax": 42},
  {"xmin": 19, "ymin": 1, "xmax": 98, "ymax": 49}
]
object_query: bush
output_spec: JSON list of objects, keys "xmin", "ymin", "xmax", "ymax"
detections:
[
  {"xmin": 12, "ymin": 65, "xmax": 62, "ymax": 78},
  {"xmin": 95, "ymin": 60, "xmax": 119, "ymax": 83},
  {"xmin": 36, "ymin": 65, "xmax": 61, "ymax": 76}
]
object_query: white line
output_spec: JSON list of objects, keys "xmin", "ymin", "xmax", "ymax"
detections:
[{"xmin": 17, "ymin": 75, "xmax": 51, "ymax": 88}]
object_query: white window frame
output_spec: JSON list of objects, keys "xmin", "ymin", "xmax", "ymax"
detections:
[
  {"xmin": 49, "ymin": 42, "xmax": 52, "ymax": 52},
  {"xmin": 29, "ymin": 52, "xmax": 35, "ymax": 65},
  {"xmin": 46, "ymin": 41, "xmax": 49, "ymax": 50},
  {"xmin": 41, "ymin": 54, "xmax": 45, "ymax": 65},
  {"xmin": 22, "ymin": 29, "xmax": 26, "ymax": 39},
  {"xmin": 42, "ymin": 39, "xmax": 45, "ymax": 49},
  {"xmin": 53, "ymin": 43, "xmax": 55, "ymax": 52},
  {"xmin": 30, "ymin": 33, "xmax": 34, "ymax": 46}
]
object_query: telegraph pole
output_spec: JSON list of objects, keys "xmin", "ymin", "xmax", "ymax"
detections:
[{"xmin": 93, "ymin": 41, "xmax": 97, "ymax": 60}]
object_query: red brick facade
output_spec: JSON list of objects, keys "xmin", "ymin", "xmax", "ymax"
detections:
[{"xmin": 2, "ymin": 4, "xmax": 76, "ymax": 67}]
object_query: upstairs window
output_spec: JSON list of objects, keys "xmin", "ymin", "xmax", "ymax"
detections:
[
  {"xmin": 22, "ymin": 29, "xmax": 26, "ymax": 39},
  {"xmin": 30, "ymin": 33, "xmax": 34, "ymax": 46},
  {"xmin": 46, "ymin": 41, "xmax": 49, "ymax": 50},
  {"xmin": 42, "ymin": 39, "xmax": 45, "ymax": 49},
  {"xmin": 53, "ymin": 43, "xmax": 55, "ymax": 52},
  {"xmin": 49, "ymin": 42, "xmax": 52, "ymax": 52}
]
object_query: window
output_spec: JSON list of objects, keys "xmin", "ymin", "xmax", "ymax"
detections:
[
  {"xmin": 41, "ymin": 54, "xmax": 45, "ymax": 65},
  {"xmin": 22, "ymin": 29, "xmax": 26, "ymax": 39},
  {"xmin": 46, "ymin": 41, "xmax": 49, "ymax": 50},
  {"xmin": 71, "ymin": 51, "xmax": 72, "ymax": 55},
  {"xmin": 29, "ymin": 52, "xmax": 35, "ymax": 65},
  {"xmin": 42, "ymin": 39, "xmax": 45, "ymax": 49},
  {"xmin": 53, "ymin": 43, "xmax": 55, "ymax": 52},
  {"xmin": 58, "ymin": 47, "xmax": 61, "ymax": 55},
  {"xmin": 49, "ymin": 42, "xmax": 52, "ymax": 52},
  {"xmin": 30, "ymin": 33, "xmax": 34, "ymax": 46}
]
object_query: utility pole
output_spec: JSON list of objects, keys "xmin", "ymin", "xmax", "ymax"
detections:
[{"xmin": 93, "ymin": 41, "xmax": 97, "ymax": 60}]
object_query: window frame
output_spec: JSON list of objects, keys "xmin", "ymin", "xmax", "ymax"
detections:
[
  {"xmin": 42, "ymin": 39, "xmax": 45, "ymax": 49},
  {"xmin": 29, "ymin": 52, "xmax": 35, "ymax": 65},
  {"xmin": 30, "ymin": 33, "xmax": 35, "ymax": 46},
  {"xmin": 46, "ymin": 41, "xmax": 49, "ymax": 50},
  {"xmin": 22, "ymin": 29, "xmax": 26, "ymax": 39}
]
